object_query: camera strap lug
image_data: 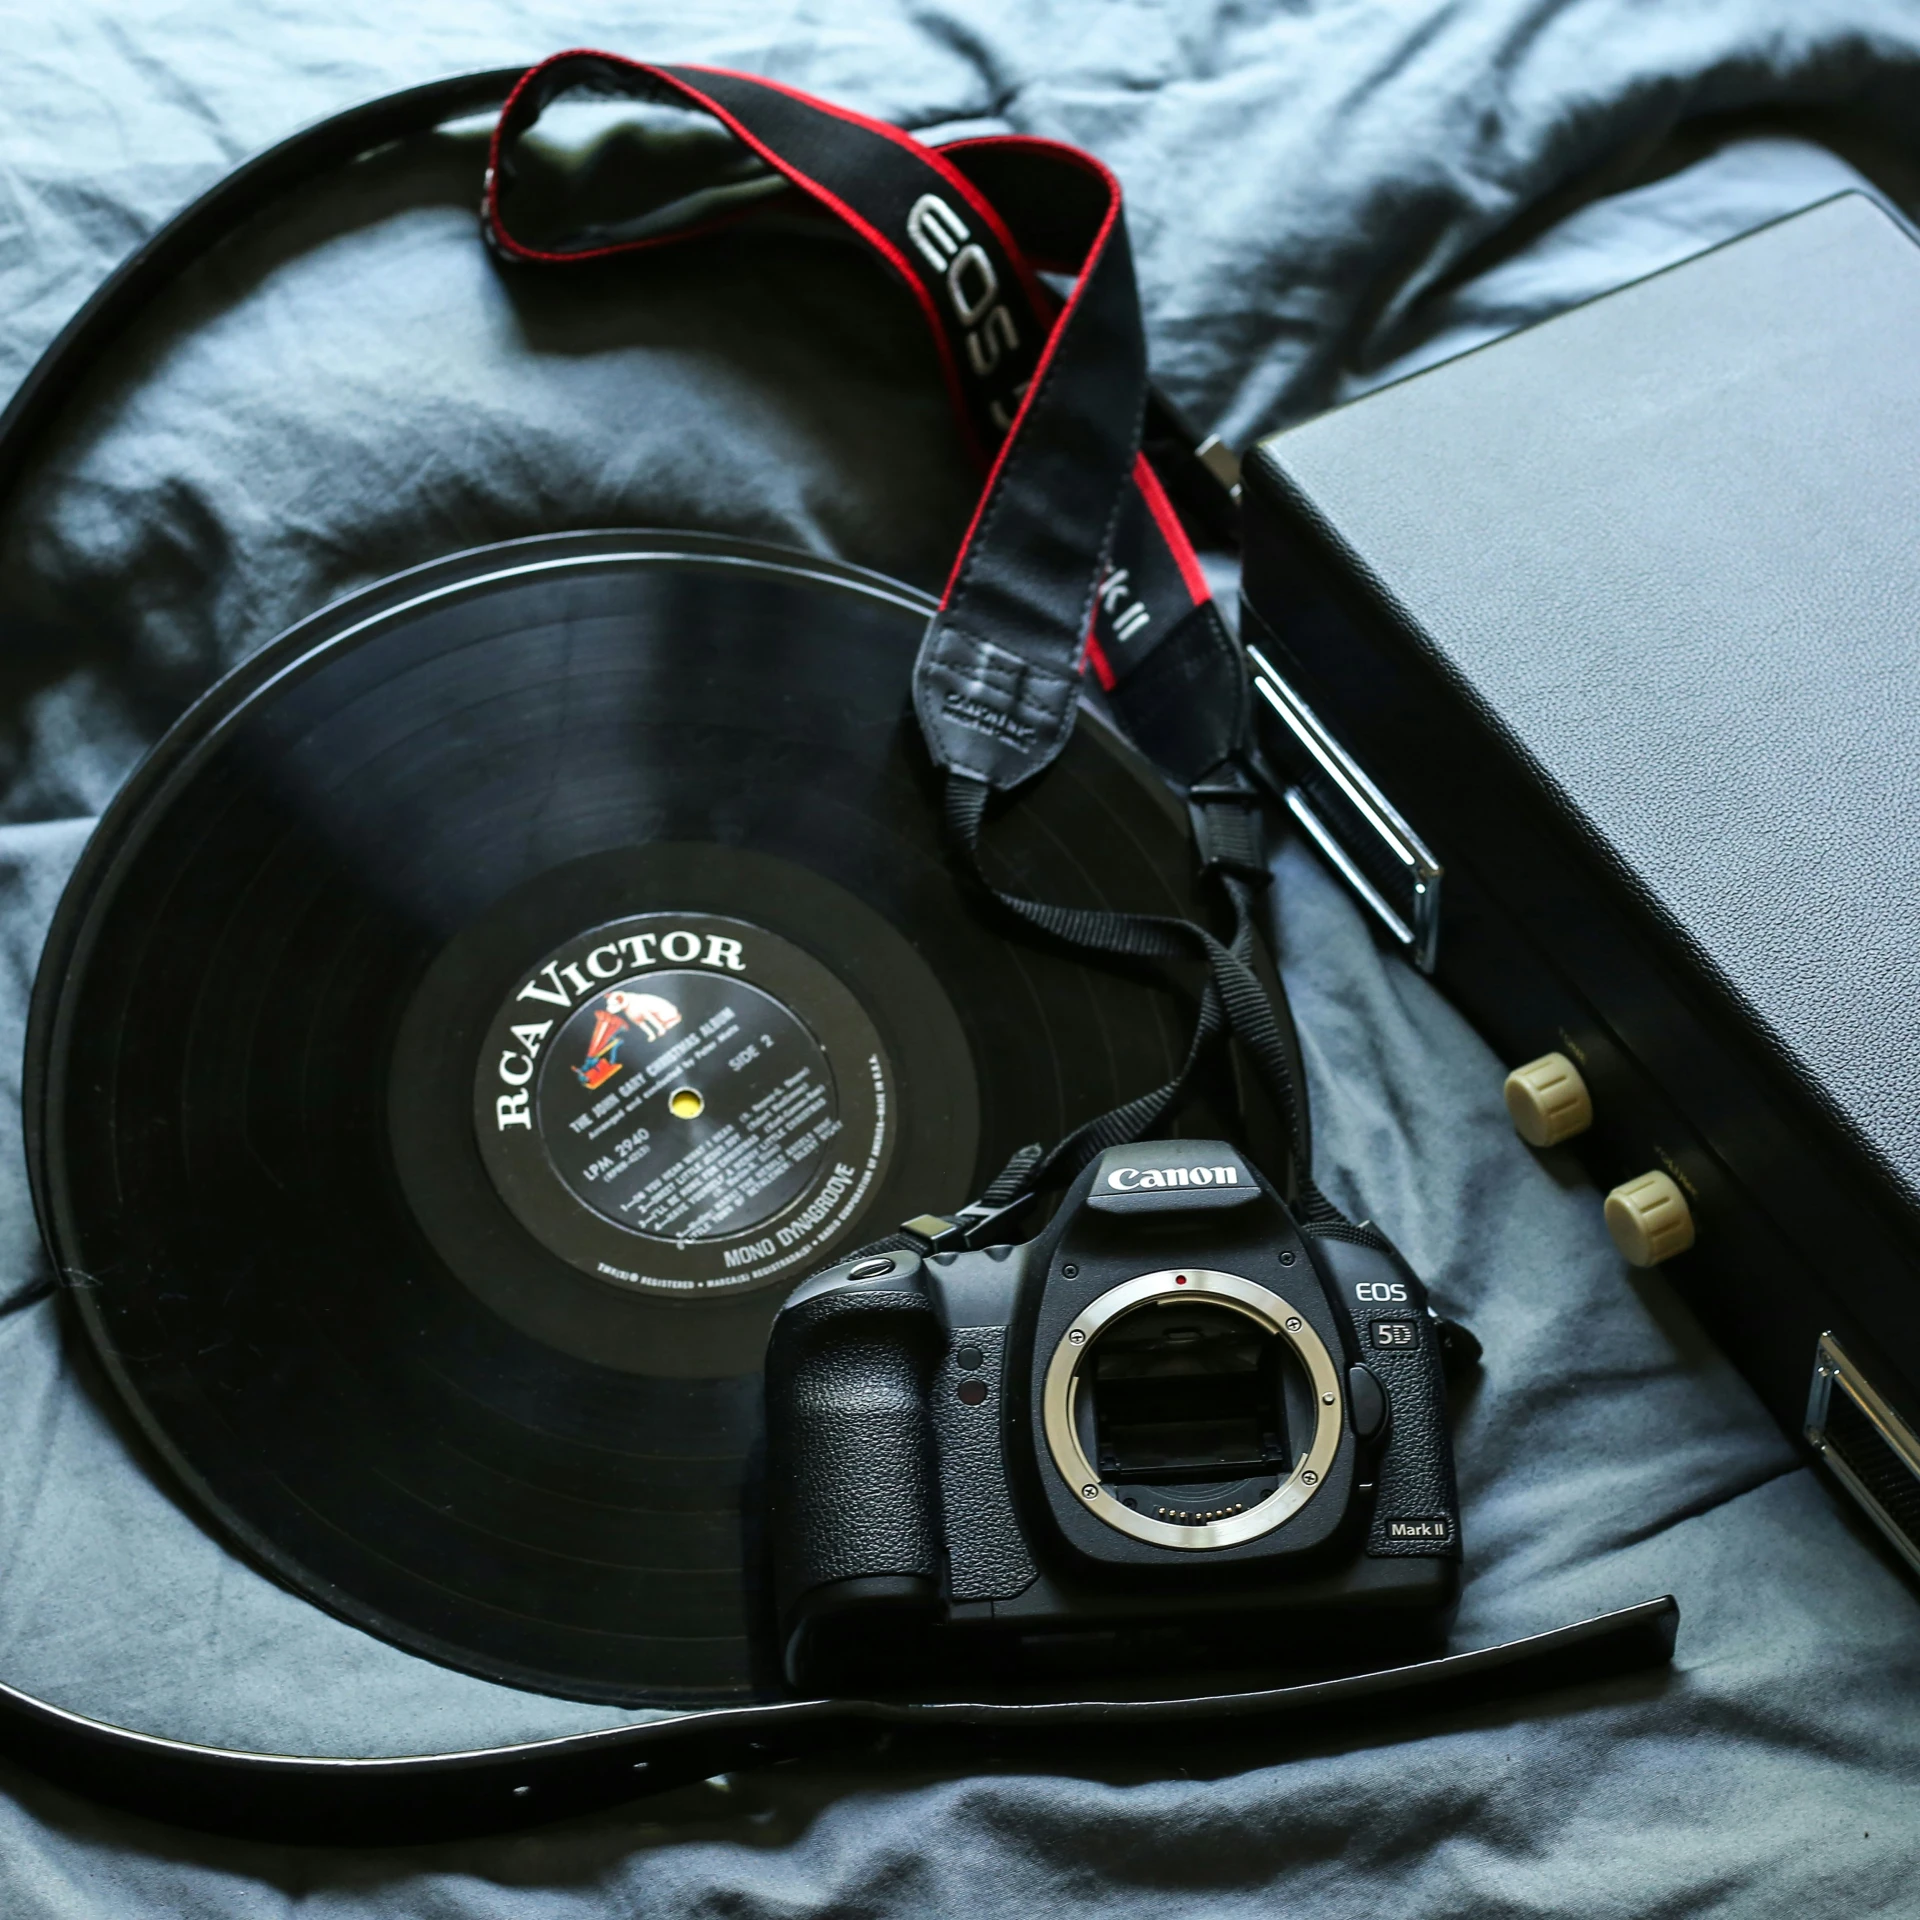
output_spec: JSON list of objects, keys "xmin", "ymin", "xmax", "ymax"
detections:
[{"xmin": 901, "ymin": 1191, "xmax": 1041, "ymax": 1255}]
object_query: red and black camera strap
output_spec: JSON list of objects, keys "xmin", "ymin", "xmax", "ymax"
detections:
[
  {"xmin": 0, "ymin": 61, "xmax": 1677, "ymax": 1843},
  {"xmin": 487, "ymin": 54, "xmax": 1314, "ymax": 1222},
  {"xmin": 485, "ymin": 52, "xmax": 1236, "ymax": 789}
]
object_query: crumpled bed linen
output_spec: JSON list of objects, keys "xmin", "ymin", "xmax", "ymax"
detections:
[{"xmin": 1, "ymin": 3, "xmax": 1918, "ymax": 1913}]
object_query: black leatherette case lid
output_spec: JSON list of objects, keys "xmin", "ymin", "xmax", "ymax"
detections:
[{"xmin": 1244, "ymin": 192, "xmax": 1920, "ymax": 1225}]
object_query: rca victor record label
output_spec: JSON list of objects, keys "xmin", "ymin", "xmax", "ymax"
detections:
[{"xmin": 475, "ymin": 913, "xmax": 895, "ymax": 1294}]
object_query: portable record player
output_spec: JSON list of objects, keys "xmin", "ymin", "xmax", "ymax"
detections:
[{"xmin": 1241, "ymin": 190, "xmax": 1920, "ymax": 1580}]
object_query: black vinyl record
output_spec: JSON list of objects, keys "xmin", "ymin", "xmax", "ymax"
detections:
[{"xmin": 25, "ymin": 530, "xmax": 1252, "ymax": 1706}]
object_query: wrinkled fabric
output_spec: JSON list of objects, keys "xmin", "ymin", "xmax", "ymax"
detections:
[{"xmin": 2, "ymin": 2, "xmax": 1919, "ymax": 1913}]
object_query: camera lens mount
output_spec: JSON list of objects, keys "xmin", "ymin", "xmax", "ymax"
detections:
[{"xmin": 1042, "ymin": 1269, "xmax": 1343, "ymax": 1550}]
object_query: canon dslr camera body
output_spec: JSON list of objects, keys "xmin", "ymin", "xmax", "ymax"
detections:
[{"xmin": 766, "ymin": 1139, "xmax": 1460, "ymax": 1691}]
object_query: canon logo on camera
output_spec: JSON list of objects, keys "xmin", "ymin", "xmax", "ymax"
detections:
[
  {"xmin": 1104, "ymin": 1163, "xmax": 1240, "ymax": 1191},
  {"xmin": 1085, "ymin": 1144, "xmax": 1260, "ymax": 1215}
]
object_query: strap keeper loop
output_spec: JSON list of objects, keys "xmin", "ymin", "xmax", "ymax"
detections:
[{"xmin": 1187, "ymin": 774, "xmax": 1269, "ymax": 882}]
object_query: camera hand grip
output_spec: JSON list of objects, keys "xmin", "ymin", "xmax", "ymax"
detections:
[{"xmin": 764, "ymin": 1273, "xmax": 945, "ymax": 1679}]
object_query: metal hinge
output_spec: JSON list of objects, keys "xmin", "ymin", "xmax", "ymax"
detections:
[
  {"xmin": 1805, "ymin": 1331, "xmax": 1920, "ymax": 1580},
  {"xmin": 1246, "ymin": 643, "xmax": 1443, "ymax": 974}
]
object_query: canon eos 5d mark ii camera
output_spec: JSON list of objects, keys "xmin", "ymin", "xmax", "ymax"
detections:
[{"xmin": 765, "ymin": 1140, "xmax": 1462, "ymax": 1691}]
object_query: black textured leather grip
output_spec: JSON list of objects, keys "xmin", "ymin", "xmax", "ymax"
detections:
[
  {"xmin": 764, "ymin": 1284, "xmax": 946, "ymax": 1620},
  {"xmin": 1303, "ymin": 1231, "xmax": 1463, "ymax": 1557},
  {"xmin": 931, "ymin": 1326, "xmax": 1037, "ymax": 1602}
]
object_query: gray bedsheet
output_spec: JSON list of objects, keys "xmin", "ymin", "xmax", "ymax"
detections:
[{"xmin": 3, "ymin": 3, "xmax": 1919, "ymax": 1912}]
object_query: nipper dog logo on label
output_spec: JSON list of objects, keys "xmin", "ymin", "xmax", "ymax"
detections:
[{"xmin": 476, "ymin": 914, "xmax": 888, "ymax": 1294}]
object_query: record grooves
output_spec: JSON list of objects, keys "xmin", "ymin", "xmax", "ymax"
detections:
[{"xmin": 27, "ymin": 530, "xmax": 1236, "ymax": 1705}]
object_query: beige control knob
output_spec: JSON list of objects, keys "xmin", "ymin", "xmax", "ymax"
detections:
[
  {"xmin": 1503, "ymin": 1052, "xmax": 1593, "ymax": 1148},
  {"xmin": 1604, "ymin": 1171, "xmax": 1695, "ymax": 1267}
]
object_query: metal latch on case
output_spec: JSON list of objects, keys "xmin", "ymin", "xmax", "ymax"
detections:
[{"xmin": 1244, "ymin": 644, "xmax": 1443, "ymax": 973}]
